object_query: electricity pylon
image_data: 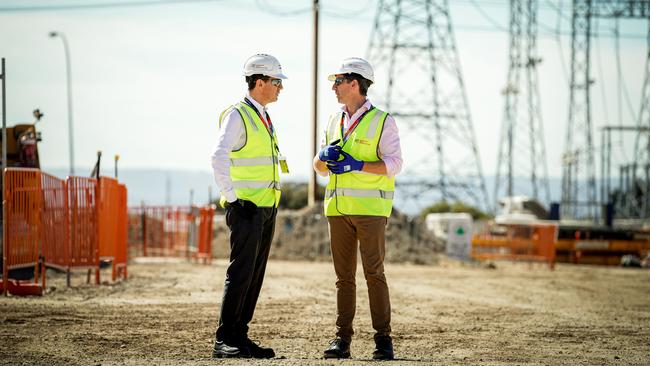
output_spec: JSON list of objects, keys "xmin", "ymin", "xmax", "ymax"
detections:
[
  {"xmin": 494, "ymin": 0, "xmax": 551, "ymax": 209},
  {"xmin": 367, "ymin": 0, "xmax": 490, "ymax": 212}
]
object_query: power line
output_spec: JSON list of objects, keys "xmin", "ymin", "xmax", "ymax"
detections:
[
  {"xmin": 543, "ymin": 0, "xmax": 571, "ymax": 22},
  {"xmin": 321, "ymin": 0, "xmax": 374, "ymax": 18},
  {"xmin": 254, "ymin": 0, "xmax": 310, "ymax": 17},
  {"xmin": 1, "ymin": 0, "xmax": 645, "ymax": 40},
  {"xmin": 469, "ymin": 0, "xmax": 507, "ymax": 32},
  {"xmin": 0, "ymin": 0, "xmax": 225, "ymax": 11}
]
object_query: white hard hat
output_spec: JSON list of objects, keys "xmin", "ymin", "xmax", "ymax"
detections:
[
  {"xmin": 328, "ymin": 57, "xmax": 374, "ymax": 83},
  {"xmin": 243, "ymin": 53, "xmax": 287, "ymax": 79}
]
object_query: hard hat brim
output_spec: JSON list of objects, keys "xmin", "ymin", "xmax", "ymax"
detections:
[
  {"xmin": 271, "ymin": 72, "xmax": 288, "ymax": 80},
  {"xmin": 327, "ymin": 72, "xmax": 374, "ymax": 83}
]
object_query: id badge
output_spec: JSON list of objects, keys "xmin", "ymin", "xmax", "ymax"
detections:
[{"xmin": 279, "ymin": 155, "xmax": 290, "ymax": 174}]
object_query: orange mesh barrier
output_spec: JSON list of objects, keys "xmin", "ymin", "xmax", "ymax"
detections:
[
  {"xmin": 127, "ymin": 206, "xmax": 145, "ymax": 257},
  {"xmin": 67, "ymin": 176, "xmax": 99, "ymax": 284},
  {"xmin": 472, "ymin": 223, "xmax": 558, "ymax": 269},
  {"xmin": 41, "ymin": 172, "xmax": 69, "ymax": 271},
  {"xmin": 98, "ymin": 177, "xmax": 119, "ymax": 260},
  {"xmin": 141, "ymin": 206, "xmax": 191, "ymax": 257},
  {"xmin": 128, "ymin": 205, "xmax": 213, "ymax": 264},
  {"xmin": 2, "ymin": 168, "xmax": 44, "ymax": 295},
  {"xmin": 192, "ymin": 206, "xmax": 214, "ymax": 264},
  {"xmin": 97, "ymin": 177, "xmax": 128, "ymax": 281},
  {"xmin": 113, "ymin": 183, "xmax": 128, "ymax": 280},
  {"xmin": 3, "ymin": 170, "xmax": 129, "ymax": 293}
]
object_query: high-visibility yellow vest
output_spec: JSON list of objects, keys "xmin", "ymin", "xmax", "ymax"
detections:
[
  {"xmin": 218, "ymin": 101, "xmax": 281, "ymax": 208},
  {"xmin": 324, "ymin": 107, "xmax": 395, "ymax": 217}
]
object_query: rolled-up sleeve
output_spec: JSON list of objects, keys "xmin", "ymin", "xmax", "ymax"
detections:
[
  {"xmin": 378, "ymin": 114, "xmax": 403, "ymax": 177},
  {"xmin": 210, "ymin": 109, "xmax": 245, "ymax": 203}
]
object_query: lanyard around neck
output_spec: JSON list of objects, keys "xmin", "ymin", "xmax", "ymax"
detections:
[
  {"xmin": 340, "ymin": 106, "xmax": 374, "ymax": 143},
  {"xmin": 244, "ymin": 97, "xmax": 274, "ymax": 136}
]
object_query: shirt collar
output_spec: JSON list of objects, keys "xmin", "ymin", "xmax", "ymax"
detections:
[
  {"xmin": 341, "ymin": 99, "xmax": 372, "ymax": 121},
  {"xmin": 245, "ymin": 92, "xmax": 266, "ymax": 114}
]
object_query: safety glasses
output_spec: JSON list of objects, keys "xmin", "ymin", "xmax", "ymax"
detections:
[
  {"xmin": 333, "ymin": 76, "xmax": 349, "ymax": 86},
  {"xmin": 270, "ymin": 78, "xmax": 283, "ymax": 87}
]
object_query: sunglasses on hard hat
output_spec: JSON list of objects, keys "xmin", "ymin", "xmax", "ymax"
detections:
[{"xmin": 270, "ymin": 78, "xmax": 282, "ymax": 87}]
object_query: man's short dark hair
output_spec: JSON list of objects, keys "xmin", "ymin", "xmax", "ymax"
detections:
[
  {"xmin": 345, "ymin": 73, "xmax": 373, "ymax": 96},
  {"xmin": 245, "ymin": 74, "xmax": 270, "ymax": 90}
]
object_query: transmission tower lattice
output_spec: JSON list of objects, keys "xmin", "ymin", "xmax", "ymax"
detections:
[
  {"xmin": 563, "ymin": 0, "xmax": 650, "ymax": 220},
  {"xmin": 367, "ymin": 0, "xmax": 490, "ymax": 212},
  {"xmin": 494, "ymin": 0, "xmax": 550, "ymax": 208}
]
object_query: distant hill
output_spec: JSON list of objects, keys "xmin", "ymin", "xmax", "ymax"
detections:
[
  {"xmin": 47, "ymin": 167, "xmax": 216, "ymax": 206},
  {"xmin": 46, "ymin": 167, "xmax": 563, "ymax": 214}
]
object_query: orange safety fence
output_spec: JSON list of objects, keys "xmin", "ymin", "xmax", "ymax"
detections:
[
  {"xmin": 471, "ymin": 223, "xmax": 558, "ymax": 269},
  {"xmin": 114, "ymin": 183, "xmax": 128, "ymax": 280},
  {"xmin": 127, "ymin": 205, "xmax": 214, "ymax": 263},
  {"xmin": 193, "ymin": 206, "xmax": 214, "ymax": 264},
  {"xmin": 97, "ymin": 177, "xmax": 128, "ymax": 281},
  {"xmin": 67, "ymin": 176, "xmax": 100, "ymax": 284},
  {"xmin": 141, "ymin": 206, "xmax": 190, "ymax": 257},
  {"xmin": 41, "ymin": 172, "xmax": 69, "ymax": 271},
  {"xmin": 2, "ymin": 169, "xmax": 128, "ymax": 295},
  {"xmin": 98, "ymin": 177, "xmax": 118, "ymax": 260},
  {"xmin": 127, "ymin": 205, "xmax": 145, "ymax": 257},
  {"xmin": 2, "ymin": 168, "xmax": 45, "ymax": 295}
]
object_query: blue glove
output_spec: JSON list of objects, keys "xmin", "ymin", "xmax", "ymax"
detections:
[
  {"xmin": 327, "ymin": 151, "xmax": 364, "ymax": 174},
  {"xmin": 318, "ymin": 145, "xmax": 342, "ymax": 162}
]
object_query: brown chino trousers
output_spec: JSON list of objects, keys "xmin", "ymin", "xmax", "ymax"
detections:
[{"xmin": 327, "ymin": 215, "xmax": 392, "ymax": 343}]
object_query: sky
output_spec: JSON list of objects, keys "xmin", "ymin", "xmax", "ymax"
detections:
[{"xmin": 0, "ymin": 0, "xmax": 647, "ymax": 207}]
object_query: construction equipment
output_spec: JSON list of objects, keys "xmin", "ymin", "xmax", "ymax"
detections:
[
  {"xmin": 2, "ymin": 108, "xmax": 43, "ymax": 170},
  {"xmin": 1, "ymin": 111, "xmax": 44, "ymax": 284}
]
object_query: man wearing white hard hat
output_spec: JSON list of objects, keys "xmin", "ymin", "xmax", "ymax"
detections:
[
  {"xmin": 313, "ymin": 57, "xmax": 402, "ymax": 360},
  {"xmin": 211, "ymin": 53, "xmax": 288, "ymax": 359}
]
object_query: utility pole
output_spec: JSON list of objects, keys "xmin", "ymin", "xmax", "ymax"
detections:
[
  {"xmin": 308, "ymin": 0, "xmax": 319, "ymax": 206},
  {"xmin": 1, "ymin": 58, "xmax": 6, "ymax": 264},
  {"xmin": 49, "ymin": 32, "xmax": 75, "ymax": 176},
  {"xmin": 367, "ymin": 0, "xmax": 489, "ymax": 212},
  {"xmin": 494, "ymin": 0, "xmax": 550, "ymax": 208}
]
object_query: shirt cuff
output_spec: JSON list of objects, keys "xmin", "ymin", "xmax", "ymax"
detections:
[{"xmin": 223, "ymin": 189, "xmax": 237, "ymax": 203}]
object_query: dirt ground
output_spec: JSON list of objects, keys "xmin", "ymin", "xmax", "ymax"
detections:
[{"xmin": 1, "ymin": 257, "xmax": 649, "ymax": 366}]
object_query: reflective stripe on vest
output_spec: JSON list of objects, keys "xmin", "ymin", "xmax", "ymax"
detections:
[
  {"xmin": 230, "ymin": 156, "xmax": 278, "ymax": 167},
  {"xmin": 232, "ymin": 180, "xmax": 281, "ymax": 190},
  {"xmin": 324, "ymin": 107, "xmax": 395, "ymax": 217},
  {"xmin": 325, "ymin": 188, "xmax": 394, "ymax": 200},
  {"xmin": 218, "ymin": 102, "xmax": 281, "ymax": 207}
]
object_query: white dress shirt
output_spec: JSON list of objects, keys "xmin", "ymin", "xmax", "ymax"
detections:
[
  {"xmin": 316, "ymin": 99, "xmax": 403, "ymax": 177},
  {"xmin": 211, "ymin": 93, "xmax": 268, "ymax": 203}
]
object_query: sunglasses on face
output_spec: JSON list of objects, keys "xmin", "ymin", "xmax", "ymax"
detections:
[
  {"xmin": 333, "ymin": 76, "xmax": 349, "ymax": 86},
  {"xmin": 270, "ymin": 79, "xmax": 282, "ymax": 87}
]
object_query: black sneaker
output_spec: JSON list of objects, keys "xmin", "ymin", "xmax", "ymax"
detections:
[
  {"xmin": 212, "ymin": 340, "xmax": 251, "ymax": 358},
  {"xmin": 373, "ymin": 336, "xmax": 394, "ymax": 360},
  {"xmin": 244, "ymin": 338, "xmax": 275, "ymax": 359},
  {"xmin": 323, "ymin": 337, "xmax": 351, "ymax": 359}
]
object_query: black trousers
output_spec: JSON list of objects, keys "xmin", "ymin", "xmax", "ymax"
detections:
[{"xmin": 216, "ymin": 205, "xmax": 277, "ymax": 343}]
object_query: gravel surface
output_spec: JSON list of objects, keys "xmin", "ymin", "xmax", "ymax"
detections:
[{"xmin": 2, "ymin": 258, "xmax": 649, "ymax": 365}]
